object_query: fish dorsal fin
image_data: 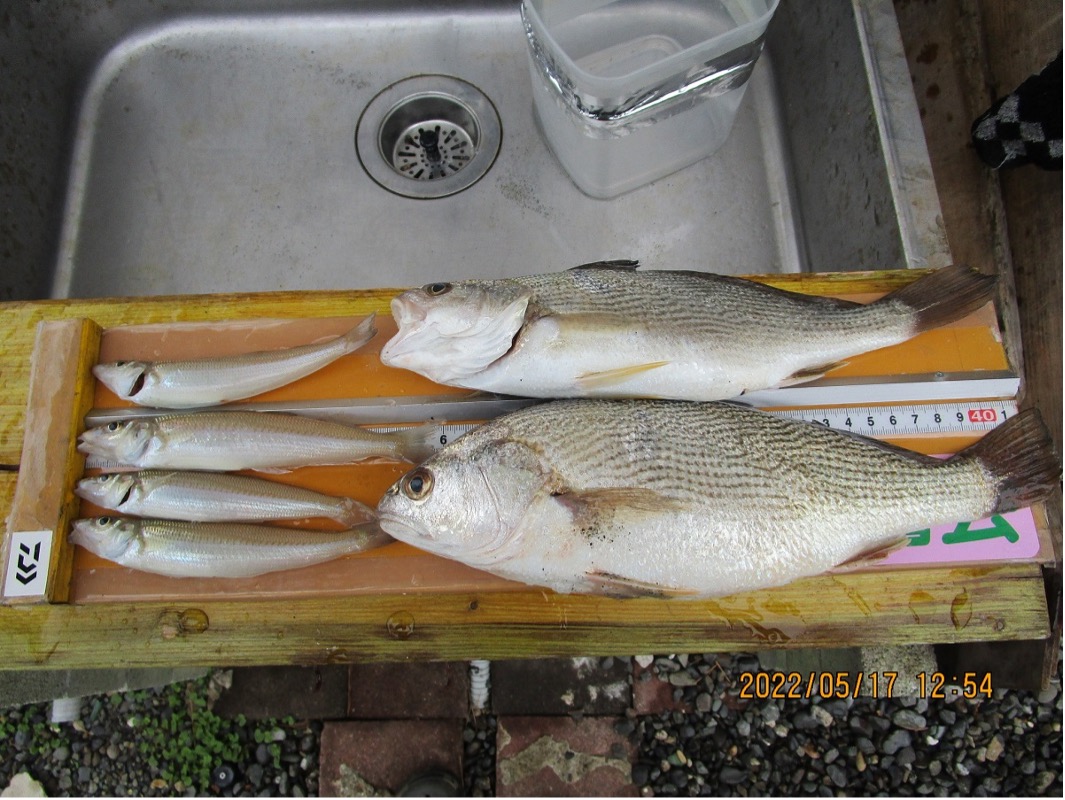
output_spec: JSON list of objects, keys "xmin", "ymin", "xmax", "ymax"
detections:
[
  {"xmin": 584, "ymin": 570, "xmax": 699, "ymax": 599},
  {"xmin": 568, "ymin": 259, "xmax": 640, "ymax": 272},
  {"xmin": 576, "ymin": 361, "xmax": 670, "ymax": 392},
  {"xmin": 829, "ymin": 536, "xmax": 911, "ymax": 573}
]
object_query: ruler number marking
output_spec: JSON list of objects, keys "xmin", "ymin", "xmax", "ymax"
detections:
[{"xmin": 781, "ymin": 401, "xmax": 1017, "ymax": 438}]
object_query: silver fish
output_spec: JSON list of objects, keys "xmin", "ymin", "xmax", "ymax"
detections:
[
  {"xmin": 77, "ymin": 411, "xmax": 437, "ymax": 471},
  {"xmin": 94, "ymin": 315, "xmax": 376, "ymax": 409},
  {"xmin": 76, "ymin": 470, "xmax": 375, "ymax": 526},
  {"xmin": 71, "ymin": 516, "xmax": 391, "ymax": 578},
  {"xmin": 377, "ymin": 400, "xmax": 1057, "ymax": 598},
  {"xmin": 381, "ymin": 262, "xmax": 996, "ymax": 400}
]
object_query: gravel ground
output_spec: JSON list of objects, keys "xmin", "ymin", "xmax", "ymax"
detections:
[
  {"xmin": 631, "ymin": 652, "xmax": 1062, "ymax": 797},
  {"xmin": 2, "ymin": 654, "xmax": 1061, "ymax": 797},
  {"xmin": 0, "ymin": 673, "xmax": 320, "ymax": 797}
]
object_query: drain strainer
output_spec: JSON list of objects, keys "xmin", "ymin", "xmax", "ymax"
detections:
[
  {"xmin": 356, "ymin": 75, "xmax": 501, "ymax": 199},
  {"xmin": 392, "ymin": 120, "xmax": 474, "ymax": 180}
]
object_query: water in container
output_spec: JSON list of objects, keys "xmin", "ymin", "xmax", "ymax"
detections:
[{"xmin": 522, "ymin": 0, "xmax": 779, "ymax": 198}]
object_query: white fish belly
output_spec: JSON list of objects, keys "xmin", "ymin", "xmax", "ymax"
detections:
[
  {"xmin": 143, "ymin": 416, "xmax": 400, "ymax": 470},
  {"xmin": 499, "ymin": 490, "xmax": 989, "ymax": 598},
  {"xmin": 121, "ymin": 474, "xmax": 345, "ymax": 522},
  {"xmin": 128, "ymin": 523, "xmax": 373, "ymax": 578},
  {"xmin": 462, "ymin": 318, "xmax": 909, "ymax": 400}
]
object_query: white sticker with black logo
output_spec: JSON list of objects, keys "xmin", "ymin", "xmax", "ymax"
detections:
[{"xmin": 3, "ymin": 530, "xmax": 52, "ymax": 598}]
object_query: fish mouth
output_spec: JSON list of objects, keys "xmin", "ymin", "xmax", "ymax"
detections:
[
  {"xmin": 93, "ymin": 363, "xmax": 146, "ymax": 399},
  {"xmin": 390, "ymin": 293, "xmax": 428, "ymax": 329},
  {"xmin": 73, "ymin": 482, "xmax": 105, "ymax": 504},
  {"xmin": 77, "ymin": 428, "xmax": 109, "ymax": 453},
  {"xmin": 377, "ymin": 513, "xmax": 434, "ymax": 546},
  {"xmin": 381, "ymin": 295, "xmax": 430, "ymax": 365}
]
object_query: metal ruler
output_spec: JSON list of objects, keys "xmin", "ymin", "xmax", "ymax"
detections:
[
  {"xmin": 770, "ymin": 398, "xmax": 1020, "ymax": 439},
  {"xmin": 370, "ymin": 400, "xmax": 1021, "ymax": 450}
]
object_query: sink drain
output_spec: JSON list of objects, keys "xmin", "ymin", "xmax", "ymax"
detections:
[{"xmin": 356, "ymin": 75, "xmax": 501, "ymax": 199}]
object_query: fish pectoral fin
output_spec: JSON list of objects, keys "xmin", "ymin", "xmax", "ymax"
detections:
[
  {"xmin": 554, "ymin": 487, "xmax": 688, "ymax": 517},
  {"xmin": 776, "ymin": 360, "xmax": 848, "ymax": 388},
  {"xmin": 830, "ymin": 536, "xmax": 911, "ymax": 573},
  {"xmin": 576, "ymin": 361, "xmax": 670, "ymax": 391},
  {"xmin": 553, "ymin": 486, "xmax": 687, "ymax": 533},
  {"xmin": 585, "ymin": 570, "xmax": 699, "ymax": 599}
]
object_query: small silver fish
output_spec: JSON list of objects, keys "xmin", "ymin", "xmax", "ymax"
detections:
[
  {"xmin": 377, "ymin": 400, "xmax": 1057, "ymax": 598},
  {"xmin": 71, "ymin": 516, "xmax": 391, "ymax": 578},
  {"xmin": 77, "ymin": 411, "xmax": 437, "ymax": 471},
  {"xmin": 381, "ymin": 262, "xmax": 996, "ymax": 400},
  {"xmin": 94, "ymin": 315, "xmax": 376, "ymax": 408},
  {"xmin": 76, "ymin": 470, "xmax": 375, "ymax": 526}
]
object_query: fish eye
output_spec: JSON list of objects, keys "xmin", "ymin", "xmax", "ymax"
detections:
[
  {"xmin": 106, "ymin": 422, "xmax": 122, "ymax": 432},
  {"xmin": 401, "ymin": 468, "xmax": 434, "ymax": 501},
  {"xmin": 97, "ymin": 516, "xmax": 112, "ymax": 525},
  {"xmin": 422, "ymin": 282, "xmax": 451, "ymax": 296},
  {"xmin": 115, "ymin": 361, "xmax": 128, "ymax": 366}
]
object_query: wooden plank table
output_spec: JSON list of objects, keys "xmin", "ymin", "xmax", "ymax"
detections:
[{"xmin": 0, "ymin": 271, "xmax": 1055, "ymax": 670}]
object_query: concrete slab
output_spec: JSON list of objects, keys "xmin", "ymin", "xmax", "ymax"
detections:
[
  {"xmin": 0, "ymin": 667, "xmax": 207, "ymax": 710},
  {"xmin": 319, "ymin": 719, "xmax": 464, "ymax": 797},
  {"xmin": 348, "ymin": 660, "xmax": 469, "ymax": 719},
  {"xmin": 212, "ymin": 665, "xmax": 348, "ymax": 720},
  {"xmin": 497, "ymin": 716, "xmax": 637, "ymax": 796},
  {"xmin": 756, "ymin": 646, "xmax": 863, "ymax": 677},
  {"xmin": 491, "ymin": 657, "xmax": 631, "ymax": 716}
]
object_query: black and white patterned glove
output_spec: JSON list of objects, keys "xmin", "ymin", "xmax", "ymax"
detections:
[{"xmin": 971, "ymin": 51, "xmax": 1062, "ymax": 171}]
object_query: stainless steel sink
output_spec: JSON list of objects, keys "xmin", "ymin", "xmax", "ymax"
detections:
[{"xmin": 1, "ymin": 0, "xmax": 949, "ymax": 301}]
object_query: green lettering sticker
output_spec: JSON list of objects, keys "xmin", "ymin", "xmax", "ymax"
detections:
[
  {"xmin": 906, "ymin": 528, "xmax": 931, "ymax": 547},
  {"xmin": 942, "ymin": 514, "xmax": 1020, "ymax": 546}
]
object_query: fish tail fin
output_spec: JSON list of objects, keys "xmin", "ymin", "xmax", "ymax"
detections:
[
  {"xmin": 334, "ymin": 497, "xmax": 377, "ymax": 527},
  {"xmin": 394, "ymin": 423, "xmax": 442, "ymax": 464},
  {"xmin": 341, "ymin": 314, "xmax": 378, "ymax": 353},
  {"xmin": 958, "ymin": 408, "xmax": 1060, "ymax": 512},
  {"xmin": 879, "ymin": 265, "xmax": 997, "ymax": 334}
]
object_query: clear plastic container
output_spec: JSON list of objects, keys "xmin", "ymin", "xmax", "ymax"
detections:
[{"xmin": 522, "ymin": 0, "xmax": 779, "ymax": 198}]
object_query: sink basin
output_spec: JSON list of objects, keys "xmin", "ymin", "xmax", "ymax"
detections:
[{"xmin": 1, "ymin": 0, "xmax": 949, "ymax": 301}]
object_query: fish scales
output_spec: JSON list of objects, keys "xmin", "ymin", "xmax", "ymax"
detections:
[
  {"xmin": 70, "ymin": 517, "xmax": 391, "ymax": 579},
  {"xmin": 77, "ymin": 410, "xmax": 436, "ymax": 471},
  {"xmin": 499, "ymin": 401, "xmax": 976, "ymax": 509},
  {"xmin": 76, "ymin": 470, "xmax": 373, "ymax": 526},
  {"xmin": 148, "ymin": 412, "xmax": 399, "ymax": 465},
  {"xmin": 377, "ymin": 400, "xmax": 1055, "ymax": 598},
  {"xmin": 382, "ymin": 263, "xmax": 996, "ymax": 400},
  {"xmin": 93, "ymin": 316, "xmax": 377, "ymax": 409},
  {"xmin": 519, "ymin": 269, "xmax": 907, "ymax": 349}
]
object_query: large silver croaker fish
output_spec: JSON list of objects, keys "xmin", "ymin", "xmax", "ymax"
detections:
[
  {"xmin": 381, "ymin": 262, "xmax": 996, "ymax": 400},
  {"xmin": 377, "ymin": 400, "xmax": 1058, "ymax": 599},
  {"xmin": 77, "ymin": 470, "xmax": 375, "ymax": 527},
  {"xmin": 94, "ymin": 315, "xmax": 376, "ymax": 409},
  {"xmin": 77, "ymin": 411, "xmax": 437, "ymax": 471},
  {"xmin": 71, "ymin": 517, "xmax": 391, "ymax": 579}
]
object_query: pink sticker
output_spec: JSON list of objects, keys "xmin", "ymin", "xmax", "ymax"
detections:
[{"xmin": 880, "ymin": 507, "xmax": 1041, "ymax": 567}]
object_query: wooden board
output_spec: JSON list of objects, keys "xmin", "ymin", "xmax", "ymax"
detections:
[
  {"xmin": 1, "ymin": 320, "xmax": 100, "ymax": 604},
  {"xmin": 0, "ymin": 563, "xmax": 1051, "ymax": 670},
  {"xmin": 65, "ymin": 286, "xmax": 1038, "ymax": 604},
  {"xmin": 0, "ymin": 270, "xmax": 1054, "ymax": 668}
]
